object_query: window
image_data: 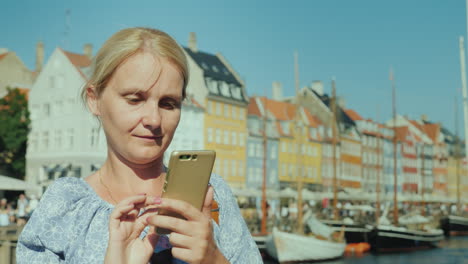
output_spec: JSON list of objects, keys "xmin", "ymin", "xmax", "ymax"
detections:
[
  {"xmin": 207, "ymin": 101, "xmax": 212, "ymax": 114},
  {"xmin": 271, "ymin": 145, "xmax": 276, "ymax": 159},
  {"xmin": 67, "ymin": 128, "xmax": 74, "ymax": 148},
  {"xmin": 224, "ymin": 104, "xmax": 230, "ymax": 118},
  {"xmin": 55, "ymin": 130, "xmax": 62, "ymax": 149},
  {"xmin": 216, "ymin": 102, "xmax": 221, "ymax": 116},
  {"xmin": 223, "ymin": 131, "xmax": 229, "ymax": 145},
  {"xmin": 256, "ymin": 143, "xmax": 263, "ymax": 157},
  {"xmin": 232, "ymin": 86, "xmax": 242, "ymax": 100},
  {"xmin": 239, "ymin": 133, "xmax": 245, "ymax": 146},
  {"xmin": 248, "ymin": 143, "xmax": 255, "ymax": 156},
  {"xmin": 29, "ymin": 132, "xmax": 38, "ymax": 151},
  {"xmin": 220, "ymin": 82, "xmax": 230, "ymax": 97},
  {"xmin": 231, "ymin": 131, "xmax": 237, "ymax": 145},
  {"xmin": 224, "ymin": 160, "xmax": 229, "ymax": 178},
  {"xmin": 215, "ymin": 129, "xmax": 221, "ymax": 144},
  {"xmin": 239, "ymin": 109, "xmax": 246, "ymax": 120},
  {"xmin": 232, "ymin": 107, "xmax": 237, "ymax": 119},
  {"xmin": 207, "ymin": 128, "xmax": 213, "ymax": 143},
  {"xmin": 281, "ymin": 142, "xmax": 286, "ymax": 152},
  {"xmin": 281, "ymin": 163, "xmax": 286, "ymax": 176},
  {"xmin": 231, "ymin": 160, "xmax": 236, "ymax": 177},
  {"xmin": 42, "ymin": 131, "xmax": 49, "ymax": 149},
  {"xmin": 44, "ymin": 103, "xmax": 50, "ymax": 117}
]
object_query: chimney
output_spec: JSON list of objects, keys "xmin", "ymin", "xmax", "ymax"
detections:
[
  {"xmin": 272, "ymin": 81, "xmax": 283, "ymax": 100},
  {"xmin": 337, "ymin": 96, "xmax": 346, "ymax": 108},
  {"xmin": 311, "ymin": 80, "xmax": 324, "ymax": 96},
  {"xmin": 83, "ymin": 43, "xmax": 93, "ymax": 59},
  {"xmin": 188, "ymin": 32, "xmax": 197, "ymax": 52},
  {"xmin": 421, "ymin": 114, "xmax": 428, "ymax": 122},
  {"xmin": 36, "ymin": 41, "xmax": 44, "ymax": 72}
]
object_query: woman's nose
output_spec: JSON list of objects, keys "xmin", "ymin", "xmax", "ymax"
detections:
[{"xmin": 141, "ymin": 102, "xmax": 161, "ymax": 130}]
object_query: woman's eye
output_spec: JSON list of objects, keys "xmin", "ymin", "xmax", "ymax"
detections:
[
  {"xmin": 160, "ymin": 100, "xmax": 179, "ymax": 110},
  {"xmin": 126, "ymin": 97, "xmax": 143, "ymax": 104}
]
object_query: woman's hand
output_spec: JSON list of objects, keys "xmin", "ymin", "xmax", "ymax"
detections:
[
  {"xmin": 146, "ymin": 187, "xmax": 229, "ymax": 264},
  {"xmin": 104, "ymin": 194, "xmax": 160, "ymax": 264}
]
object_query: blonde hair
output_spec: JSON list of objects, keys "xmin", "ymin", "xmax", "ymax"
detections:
[{"xmin": 82, "ymin": 27, "xmax": 188, "ymax": 104}]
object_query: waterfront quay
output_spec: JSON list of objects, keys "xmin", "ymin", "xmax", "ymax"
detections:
[{"xmin": 263, "ymin": 236, "xmax": 468, "ymax": 264}]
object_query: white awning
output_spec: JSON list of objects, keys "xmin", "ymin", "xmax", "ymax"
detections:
[{"xmin": 0, "ymin": 175, "xmax": 37, "ymax": 191}]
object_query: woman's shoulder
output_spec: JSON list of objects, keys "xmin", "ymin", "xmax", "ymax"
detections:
[{"xmin": 29, "ymin": 177, "xmax": 111, "ymax": 220}]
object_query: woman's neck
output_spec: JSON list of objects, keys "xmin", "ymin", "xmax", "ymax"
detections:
[{"xmin": 99, "ymin": 151, "xmax": 167, "ymax": 199}]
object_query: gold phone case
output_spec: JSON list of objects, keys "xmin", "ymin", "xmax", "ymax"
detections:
[{"xmin": 157, "ymin": 150, "xmax": 216, "ymax": 235}]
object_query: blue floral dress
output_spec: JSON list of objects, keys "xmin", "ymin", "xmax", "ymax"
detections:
[{"xmin": 16, "ymin": 174, "xmax": 262, "ymax": 263}]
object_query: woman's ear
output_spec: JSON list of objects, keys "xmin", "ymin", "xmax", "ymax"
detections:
[{"xmin": 86, "ymin": 85, "xmax": 100, "ymax": 116}]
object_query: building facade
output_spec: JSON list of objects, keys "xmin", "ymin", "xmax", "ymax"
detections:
[
  {"xmin": 183, "ymin": 33, "xmax": 249, "ymax": 188},
  {"xmin": 26, "ymin": 46, "xmax": 107, "ymax": 194}
]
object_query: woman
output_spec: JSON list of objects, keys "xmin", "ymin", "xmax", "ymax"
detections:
[{"xmin": 17, "ymin": 27, "xmax": 262, "ymax": 264}]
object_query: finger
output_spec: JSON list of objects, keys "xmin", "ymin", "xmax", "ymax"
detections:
[
  {"xmin": 171, "ymin": 247, "xmax": 195, "ymax": 264},
  {"xmin": 168, "ymin": 232, "xmax": 195, "ymax": 249},
  {"xmin": 155, "ymin": 198, "xmax": 203, "ymax": 221},
  {"xmin": 147, "ymin": 215, "xmax": 193, "ymax": 236},
  {"xmin": 109, "ymin": 204, "xmax": 135, "ymax": 229},
  {"xmin": 118, "ymin": 194, "xmax": 147, "ymax": 208},
  {"xmin": 202, "ymin": 186, "xmax": 214, "ymax": 219}
]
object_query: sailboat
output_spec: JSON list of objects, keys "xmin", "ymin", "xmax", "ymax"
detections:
[
  {"xmin": 369, "ymin": 68, "xmax": 444, "ymax": 252},
  {"xmin": 319, "ymin": 80, "xmax": 373, "ymax": 245},
  {"xmin": 265, "ymin": 53, "xmax": 346, "ymax": 262},
  {"xmin": 440, "ymin": 36, "xmax": 468, "ymax": 237}
]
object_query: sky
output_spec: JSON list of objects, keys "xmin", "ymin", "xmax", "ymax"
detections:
[{"xmin": 2, "ymin": 0, "xmax": 467, "ymax": 133}]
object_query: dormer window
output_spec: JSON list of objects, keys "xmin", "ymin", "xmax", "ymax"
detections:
[
  {"xmin": 223, "ymin": 68, "xmax": 229, "ymax": 75},
  {"xmin": 220, "ymin": 82, "xmax": 230, "ymax": 97},
  {"xmin": 201, "ymin": 62, "xmax": 209, "ymax": 70},
  {"xmin": 206, "ymin": 78, "xmax": 219, "ymax": 94},
  {"xmin": 281, "ymin": 121, "xmax": 290, "ymax": 134},
  {"xmin": 231, "ymin": 85, "xmax": 242, "ymax": 100},
  {"xmin": 212, "ymin": 65, "xmax": 219, "ymax": 72}
]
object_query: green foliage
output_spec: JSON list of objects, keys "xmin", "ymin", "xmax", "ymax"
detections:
[{"xmin": 0, "ymin": 87, "xmax": 30, "ymax": 179}]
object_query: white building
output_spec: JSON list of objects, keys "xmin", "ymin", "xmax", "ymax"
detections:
[
  {"xmin": 163, "ymin": 96, "xmax": 205, "ymax": 165},
  {"xmin": 26, "ymin": 46, "xmax": 106, "ymax": 195}
]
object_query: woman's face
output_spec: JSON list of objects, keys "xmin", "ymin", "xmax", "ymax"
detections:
[{"xmin": 91, "ymin": 52, "xmax": 184, "ymax": 166}]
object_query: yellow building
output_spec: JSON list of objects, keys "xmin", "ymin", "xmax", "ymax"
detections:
[
  {"xmin": 264, "ymin": 99, "xmax": 322, "ymax": 187},
  {"xmin": 183, "ymin": 33, "xmax": 248, "ymax": 188}
]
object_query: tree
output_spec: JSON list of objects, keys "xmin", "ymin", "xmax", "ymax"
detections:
[{"xmin": 0, "ymin": 87, "xmax": 30, "ymax": 180}]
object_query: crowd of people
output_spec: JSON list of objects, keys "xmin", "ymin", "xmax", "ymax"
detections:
[{"xmin": 0, "ymin": 194, "xmax": 39, "ymax": 227}]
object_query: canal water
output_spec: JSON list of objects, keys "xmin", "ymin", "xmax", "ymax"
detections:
[{"xmin": 264, "ymin": 236, "xmax": 468, "ymax": 264}]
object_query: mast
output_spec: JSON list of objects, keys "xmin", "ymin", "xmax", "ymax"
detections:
[
  {"xmin": 331, "ymin": 78, "xmax": 339, "ymax": 221},
  {"xmin": 459, "ymin": 36, "xmax": 468, "ymax": 161},
  {"xmin": 294, "ymin": 51, "xmax": 304, "ymax": 234},
  {"xmin": 261, "ymin": 95, "xmax": 268, "ymax": 234},
  {"xmin": 421, "ymin": 143, "xmax": 426, "ymax": 216},
  {"xmin": 391, "ymin": 67, "xmax": 399, "ymax": 225},
  {"xmin": 455, "ymin": 96, "xmax": 461, "ymax": 215},
  {"xmin": 376, "ymin": 107, "xmax": 381, "ymax": 225}
]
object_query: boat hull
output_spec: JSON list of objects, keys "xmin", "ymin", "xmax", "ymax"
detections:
[
  {"xmin": 265, "ymin": 228, "xmax": 346, "ymax": 263},
  {"xmin": 320, "ymin": 220, "xmax": 371, "ymax": 243},
  {"xmin": 369, "ymin": 226, "xmax": 444, "ymax": 252},
  {"xmin": 440, "ymin": 215, "xmax": 468, "ymax": 236}
]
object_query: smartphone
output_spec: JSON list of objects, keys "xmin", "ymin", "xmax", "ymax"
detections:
[{"xmin": 156, "ymin": 150, "xmax": 216, "ymax": 235}]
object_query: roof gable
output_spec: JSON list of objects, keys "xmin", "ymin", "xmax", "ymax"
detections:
[{"xmin": 183, "ymin": 47, "xmax": 241, "ymax": 86}]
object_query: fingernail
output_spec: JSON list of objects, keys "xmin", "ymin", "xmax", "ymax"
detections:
[
  {"xmin": 153, "ymin": 196, "xmax": 162, "ymax": 204},
  {"xmin": 138, "ymin": 193, "xmax": 146, "ymax": 196}
]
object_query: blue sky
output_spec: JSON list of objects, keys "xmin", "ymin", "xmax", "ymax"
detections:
[{"xmin": 2, "ymin": 0, "xmax": 467, "ymax": 132}]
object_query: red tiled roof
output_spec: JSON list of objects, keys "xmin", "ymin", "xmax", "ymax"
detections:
[
  {"xmin": 344, "ymin": 109, "xmax": 364, "ymax": 121},
  {"xmin": 248, "ymin": 97, "xmax": 262, "ymax": 117},
  {"xmin": 394, "ymin": 126, "xmax": 409, "ymax": 141},
  {"xmin": 423, "ymin": 123, "xmax": 439, "ymax": 143},
  {"xmin": 0, "ymin": 52, "xmax": 9, "ymax": 61},
  {"xmin": 62, "ymin": 50, "xmax": 91, "ymax": 67}
]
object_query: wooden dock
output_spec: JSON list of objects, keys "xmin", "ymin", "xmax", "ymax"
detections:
[{"xmin": 0, "ymin": 226, "xmax": 23, "ymax": 264}]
